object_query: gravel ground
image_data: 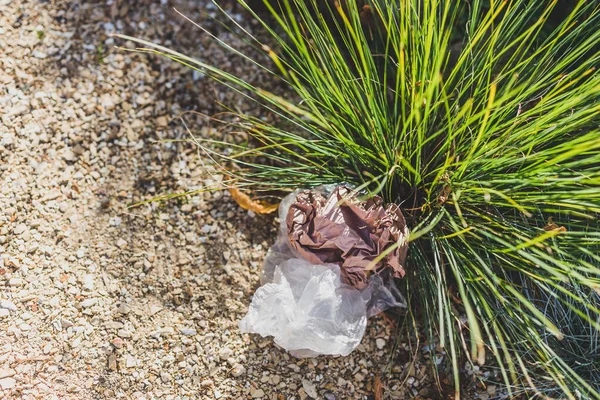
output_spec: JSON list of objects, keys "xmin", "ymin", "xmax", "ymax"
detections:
[{"xmin": 0, "ymin": 1, "xmax": 453, "ymax": 399}]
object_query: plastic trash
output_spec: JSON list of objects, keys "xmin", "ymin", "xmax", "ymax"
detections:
[
  {"xmin": 239, "ymin": 186, "xmax": 408, "ymax": 357},
  {"xmin": 239, "ymin": 259, "xmax": 367, "ymax": 357},
  {"xmin": 286, "ymin": 185, "xmax": 409, "ymax": 289}
]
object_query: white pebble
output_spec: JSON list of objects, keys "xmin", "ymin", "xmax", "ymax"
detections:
[
  {"xmin": 19, "ymin": 323, "xmax": 31, "ymax": 331},
  {"xmin": 8, "ymin": 278, "xmax": 23, "ymax": 286},
  {"xmin": 80, "ymin": 298, "xmax": 98, "ymax": 308},
  {"xmin": 160, "ymin": 372, "xmax": 171, "ymax": 383},
  {"xmin": 231, "ymin": 364, "xmax": 245, "ymax": 377},
  {"xmin": 126, "ymin": 354, "xmax": 136, "ymax": 368},
  {"xmin": 76, "ymin": 247, "xmax": 85, "ymax": 258},
  {"xmin": 109, "ymin": 217, "xmax": 122, "ymax": 227},
  {"xmin": 180, "ymin": 327, "xmax": 197, "ymax": 336},
  {"xmin": 117, "ymin": 329, "xmax": 132, "ymax": 338},
  {"xmin": 160, "ymin": 326, "xmax": 174, "ymax": 335},
  {"xmin": 32, "ymin": 50, "xmax": 47, "ymax": 59},
  {"xmin": 82, "ymin": 274, "xmax": 94, "ymax": 291},
  {"xmin": 13, "ymin": 224, "xmax": 27, "ymax": 235},
  {"xmin": 0, "ymin": 300, "xmax": 17, "ymax": 311},
  {"xmin": 0, "ymin": 368, "xmax": 15, "ymax": 379},
  {"xmin": 103, "ymin": 22, "xmax": 115, "ymax": 32},
  {"xmin": 0, "ymin": 377, "xmax": 16, "ymax": 390},
  {"xmin": 302, "ymin": 380, "xmax": 318, "ymax": 399},
  {"xmin": 218, "ymin": 346, "xmax": 233, "ymax": 360}
]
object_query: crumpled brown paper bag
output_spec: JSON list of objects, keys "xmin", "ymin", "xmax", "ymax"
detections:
[{"xmin": 285, "ymin": 186, "xmax": 409, "ymax": 289}]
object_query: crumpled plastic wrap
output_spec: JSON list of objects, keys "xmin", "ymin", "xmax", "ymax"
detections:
[
  {"xmin": 239, "ymin": 185, "xmax": 408, "ymax": 357},
  {"xmin": 239, "ymin": 259, "xmax": 367, "ymax": 357}
]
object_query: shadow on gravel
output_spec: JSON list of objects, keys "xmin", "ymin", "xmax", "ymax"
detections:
[{"xmin": 27, "ymin": 0, "xmax": 284, "ymax": 395}]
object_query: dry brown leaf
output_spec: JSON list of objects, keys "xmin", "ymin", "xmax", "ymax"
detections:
[
  {"xmin": 228, "ymin": 188, "xmax": 279, "ymax": 214},
  {"xmin": 438, "ymin": 184, "xmax": 452, "ymax": 204},
  {"xmin": 381, "ymin": 314, "xmax": 396, "ymax": 336},
  {"xmin": 374, "ymin": 375, "xmax": 384, "ymax": 400},
  {"xmin": 543, "ymin": 217, "xmax": 567, "ymax": 232}
]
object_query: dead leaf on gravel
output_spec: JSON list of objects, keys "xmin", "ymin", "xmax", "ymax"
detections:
[
  {"xmin": 374, "ymin": 374, "xmax": 384, "ymax": 400},
  {"xmin": 228, "ymin": 187, "xmax": 279, "ymax": 214}
]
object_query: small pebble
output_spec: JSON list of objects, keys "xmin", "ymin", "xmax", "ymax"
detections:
[
  {"xmin": 117, "ymin": 329, "xmax": 132, "ymax": 338},
  {"xmin": 180, "ymin": 327, "xmax": 197, "ymax": 335},
  {"xmin": 80, "ymin": 298, "xmax": 98, "ymax": 308},
  {"xmin": 19, "ymin": 323, "xmax": 31, "ymax": 331},
  {"xmin": 0, "ymin": 377, "xmax": 16, "ymax": 390},
  {"xmin": 200, "ymin": 379, "xmax": 213, "ymax": 387},
  {"xmin": 126, "ymin": 354, "xmax": 136, "ymax": 368},
  {"xmin": 160, "ymin": 372, "xmax": 171, "ymax": 383},
  {"xmin": 9, "ymin": 278, "xmax": 23, "ymax": 286},
  {"xmin": 32, "ymin": 50, "xmax": 47, "ymax": 59},
  {"xmin": 13, "ymin": 224, "xmax": 27, "ymax": 235},
  {"xmin": 302, "ymin": 380, "xmax": 318, "ymax": 399},
  {"xmin": 108, "ymin": 354, "xmax": 117, "ymax": 371},
  {"xmin": 63, "ymin": 149, "xmax": 75, "ymax": 161},
  {"xmin": 160, "ymin": 326, "xmax": 174, "ymax": 335},
  {"xmin": 0, "ymin": 300, "xmax": 17, "ymax": 311},
  {"xmin": 155, "ymin": 116, "xmax": 168, "ymax": 127},
  {"xmin": 231, "ymin": 364, "xmax": 245, "ymax": 377},
  {"xmin": 0, "ymin": 368, "xmax": 15, "ymax": 379},
  {"xmin": 218, "ymin": 346, "xmax": 233, "ymax": 360},
  {"xmin": 109, "ymin": 217, "xmax": 122, "ymax": 226},
  {"xmin": 81, "ymin": 274, "xmax": 94, "ymax": 291}
]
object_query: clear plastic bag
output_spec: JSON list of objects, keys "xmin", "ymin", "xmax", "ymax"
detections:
[
  {"xmin": 240, "ymin": 259, "xmax": 367, "ymax": 357},
  {"xmin": 239, "ymin": 187, "xmax": 407, "ymax": 357}
]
